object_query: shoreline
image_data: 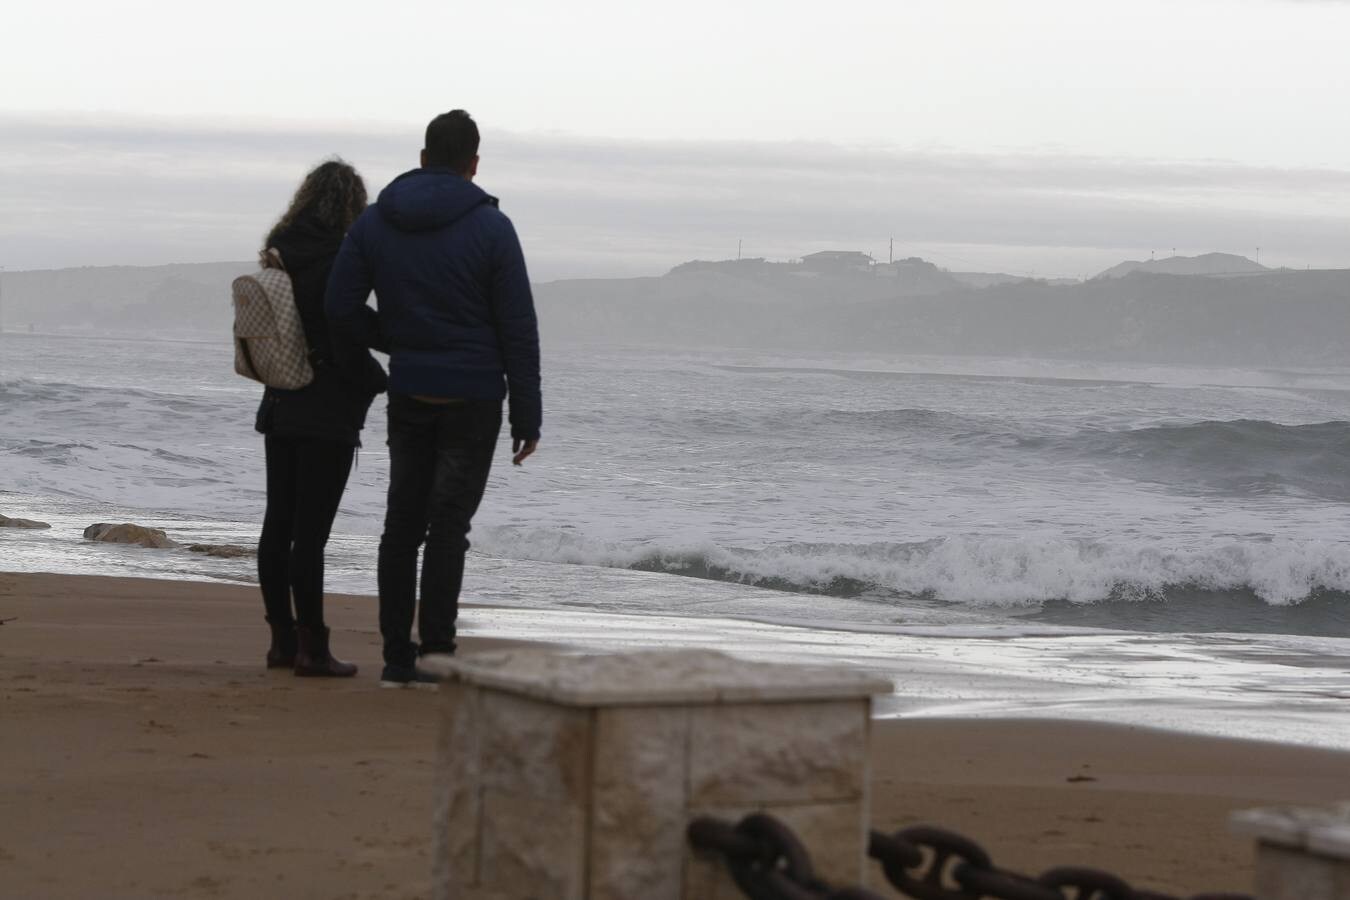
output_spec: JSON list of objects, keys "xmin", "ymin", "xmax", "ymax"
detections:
[
  {"xmin": 2, "ymin": 571, "xmax": 1349, "ymax": 897},
  {"xmin": 5, "ymin": 568, "xmax": 1350, "ymax": 748}
]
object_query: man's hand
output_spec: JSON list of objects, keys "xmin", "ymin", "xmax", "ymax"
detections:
[{"xmin": 512, "ymin": 438, "xmax": 539, "ymax": 466}]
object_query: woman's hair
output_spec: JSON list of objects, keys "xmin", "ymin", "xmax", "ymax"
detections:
[{"xmin": 261, "ymin": 158, "xmax": 367, "ymax": 261}]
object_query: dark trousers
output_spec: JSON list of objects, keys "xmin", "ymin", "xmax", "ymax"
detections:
[
  {"xmin": 258, "ymin": 435, "xmax": 355, "ymax": 628},
  {"xmin": 378, "ymin": 396, "xmax": 501, "ymax": 666}
]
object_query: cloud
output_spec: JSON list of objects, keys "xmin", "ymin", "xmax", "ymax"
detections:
[{"xmin": 2, "ymin": 113, "xmax": 1349, "ymax": 279}]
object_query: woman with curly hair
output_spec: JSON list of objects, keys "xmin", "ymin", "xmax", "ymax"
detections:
[{"xmin": 254, "ymin": 159, "xmax": 386, "ymax": 677}]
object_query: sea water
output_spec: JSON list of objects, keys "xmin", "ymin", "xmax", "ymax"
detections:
[{"xmin": 3, "ymin": 332, "xmax": 1348, "ymax": 745}]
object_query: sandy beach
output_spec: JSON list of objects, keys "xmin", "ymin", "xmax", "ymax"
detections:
[{"xmin": 2, "ymin": 571, "xmax": 1348, "ymax": 899}]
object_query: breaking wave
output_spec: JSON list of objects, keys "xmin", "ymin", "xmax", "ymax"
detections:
[{"xmin": 475, "ymin": 527, "xmax": 1350, "ymax": 609}]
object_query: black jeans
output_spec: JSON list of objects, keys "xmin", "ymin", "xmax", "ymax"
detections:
[
  {"xmin": 378, "ymin": 396, "xmax": 501, "ymax": 666},
  {"xmin": 258, "ymin": 435, "xmax": 355, "ymax": 629}
]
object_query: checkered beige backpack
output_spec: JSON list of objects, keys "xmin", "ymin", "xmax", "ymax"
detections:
[{"xmin": 231, "ymin": 249, "xmax": 314, "ymax": 390}]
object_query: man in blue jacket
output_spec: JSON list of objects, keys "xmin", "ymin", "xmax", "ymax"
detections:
[{"xmin": 326, "ymin": 109, "xmax": 541, "ymax": 687}]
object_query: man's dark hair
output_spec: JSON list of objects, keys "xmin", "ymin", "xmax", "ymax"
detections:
[{"xmin": 424, "ymin": 110, "xmax": 480, "ymax": 173}]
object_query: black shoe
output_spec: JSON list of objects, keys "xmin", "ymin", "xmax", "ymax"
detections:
[
  {"xmin": 294, "ymin": 625, "xmax": 358, "ymax": 678},
  {"xmin": 379, "ymin": 663, "xmax": 439, "ymax": 690},
  {"xmin": 265, "ymin": 622, "xmax": 297, "ymax": 669}
]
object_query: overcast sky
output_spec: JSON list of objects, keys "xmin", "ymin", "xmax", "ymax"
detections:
[{"xmin": 4, "ymin": 0, "xmax": 1349, "ymax": 279}]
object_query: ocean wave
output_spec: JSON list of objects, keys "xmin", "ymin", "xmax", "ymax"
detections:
[
  {"xmin": 624, "ymin": 408, "xmax": 1350, "ymax": 499},
  {"xmin": 619, "ymin": 405, "xmax": 1004, "ymax": 442},
  {"xmin": 1023, "ymin": 418, "xmax": 1350, "ymax": 500},
  {"xmin": 473, "ymin": 527, "xmax": 1350, "ymax": 608},
  {"xmin": 0, "ymin": 375, "xmax": 248, "ymax": 409},
  {"xmin": 9, "ymin": 440, "xmax": 101, "ymax": 460},
  {"xmin": 1038, "ymin": 417, "xmax": 1350, "ymax": 457},
  {"xmin": 815, "ymin": 407, "xmax": 990, "ymax": 430}
]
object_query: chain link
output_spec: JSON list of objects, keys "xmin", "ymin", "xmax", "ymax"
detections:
[
  {"xmin": 1038, "ymin": 866, "xmax": 1138, "ymax": 900},
  {"xmin": 690, "ymin": 814, "xmax": 1255, "ymax": 900},
  {"xmin": 687, "ymin": 814, "xmax": 891, "ymax": 900},
  {"xmin": 870, "ymin": 830, "xmax": 1255, "ymax": 900}
]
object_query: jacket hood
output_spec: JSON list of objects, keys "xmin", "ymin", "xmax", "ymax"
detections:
[{"xmin": 376, "ymin": 167, "xmax": 496, "ymax": 233}]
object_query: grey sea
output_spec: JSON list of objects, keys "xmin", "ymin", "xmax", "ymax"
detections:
[{"xmin": 3, "ymin": 331, "xmax": 1348, "ymax": 746}]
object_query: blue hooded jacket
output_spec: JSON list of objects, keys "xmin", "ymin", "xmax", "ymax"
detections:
[{"xmin": 325, "ymin": 167, "xmax": 542, "ymax": 441}]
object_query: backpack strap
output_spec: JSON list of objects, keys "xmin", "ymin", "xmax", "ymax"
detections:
[
  {"xmin": 262, "ymin": 248, "xmax": 325, "ymax": 368},
  {"xmin": 237, "ymin": 333, "xmax": 262, "ymax": 382}
]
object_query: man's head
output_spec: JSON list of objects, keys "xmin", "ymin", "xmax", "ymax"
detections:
[{"xmin": 421, "ymin": 110, "xmax": 480, "ymax": 179}]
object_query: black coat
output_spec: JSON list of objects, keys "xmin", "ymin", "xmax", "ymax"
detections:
[
  {"xmin": 254, "ymin": 212, "xmax": 387, "ymax": 446},
  {"xmin": 326, "ymin": 168, "xmax": 542, "ymax": 441}
]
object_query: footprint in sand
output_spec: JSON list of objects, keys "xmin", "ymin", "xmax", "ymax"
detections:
[
  {"xmin": 188, "ymin": 874, "xmax": 231, "ymax": 893},
  {"xmin": 205, "ymin": 842, "xmax": 243, "ymax": 863}
]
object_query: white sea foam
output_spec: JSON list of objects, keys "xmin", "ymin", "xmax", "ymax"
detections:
[{"xmin": 472, "ymin": 527, "xmax": 1350, "ymax": 606}]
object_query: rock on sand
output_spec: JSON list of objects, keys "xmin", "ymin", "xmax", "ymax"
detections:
[
  {"xmin": 187, "ymin": 543, "xmax": 255, "ymax": 559},
  {"xmin": 83, "ymin": 523, "xmax": 179, "ymax": 549},
  {"xmin": 0, "ymin": 514, "xmax": 51, "ymax": 529}
]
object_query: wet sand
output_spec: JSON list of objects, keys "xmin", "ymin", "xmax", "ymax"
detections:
[{"xmin": 2, "ymin": 572, "xmax": 1347, "ymax": 898}]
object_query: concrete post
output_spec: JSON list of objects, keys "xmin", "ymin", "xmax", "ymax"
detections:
[
  {"xmin": 1231, "ymin": 804, "xmax": 1350, "ymax": 900},
  {"xmin": 420, "ymin": 648, "xmax": 891, "ymax": 900}
]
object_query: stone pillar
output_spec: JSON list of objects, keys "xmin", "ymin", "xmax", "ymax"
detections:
[
  {"xmin": 1231, "ymin": 805, "xmax": 1350, "ymax": 900},
  {"xmin": 420, "ymin": 648, "xmax": 891, "ymax": 900}
]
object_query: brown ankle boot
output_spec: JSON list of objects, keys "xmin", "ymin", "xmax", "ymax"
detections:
[
  {"xmin": 294, "ymin": 625, "xmax": 358, "ymax": 678},
  {"xmin": 266, "ymin": 622, "xmax": 297, "ymax": 669}
]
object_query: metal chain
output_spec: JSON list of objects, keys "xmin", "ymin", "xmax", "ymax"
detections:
[
  {"xmin": 689, "ymin": 814, "xmax": 1255, "ymax": 900},
  {"xmin": 687, "ymin": 814, "xmax": 891, "ymax": 900},
  {"xmin": 869, "ymin": 828, "xmax": 1256, "ymax": 900}
]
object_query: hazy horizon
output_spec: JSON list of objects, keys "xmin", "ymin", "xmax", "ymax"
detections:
[
  {"xmin": 0, "ymin": 241, "xmax": 1314, "ymax": 283},
  {"xmin": 6, "ymin": 0, "xmax": 1350, "ymax": 281},
  {"xmin": 7, "ymin": 112, "xmax": 1350, "ymax": 282}
]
